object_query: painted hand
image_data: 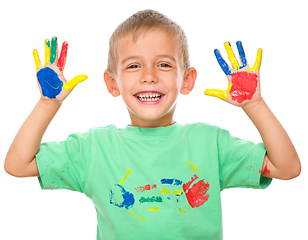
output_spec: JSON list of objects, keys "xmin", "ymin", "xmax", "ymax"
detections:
[
  {"xmin": 33, "ymin": 37, "xmax": 88, "ymax": 101},
  {"xmin": 204, "ymin": 41, "xmax": 262, "ymax": 106}
]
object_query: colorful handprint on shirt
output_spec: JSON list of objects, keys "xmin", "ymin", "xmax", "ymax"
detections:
[
  {"xmin": 204, "ymin": 41, "xmax": 262, "ymax": 104},
  {"xmin": 109, "ymin": 161, "xmax": 210, "ymax": 221}
]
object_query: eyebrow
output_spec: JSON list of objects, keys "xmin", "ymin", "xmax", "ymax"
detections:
[{"xmin": 121, "ymin": 54, "xmax": 176, "ymax": 65}]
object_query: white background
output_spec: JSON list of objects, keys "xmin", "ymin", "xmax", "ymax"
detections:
[{"xmin": 1, "ymin": 0, "xmax": 307, "ymax": 239}]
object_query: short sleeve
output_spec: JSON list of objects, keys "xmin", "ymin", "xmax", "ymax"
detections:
[
  {"xmin": 217, "ymin": 127, "xmax": 272, "ymax": 191},
  {"xmin": 36, "ymin": 131, "xmax": 91, "ymax": 193}
]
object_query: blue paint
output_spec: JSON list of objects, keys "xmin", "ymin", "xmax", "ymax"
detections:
[
  {"xmin": 214, "ymin": 49, "xmax": 231, "ymax": 75},
  {"xmin": 236, "ymin": 41, "xmax": 247, "ymax": 69},
  {"xmin": 110, "ymin": 184, "xmax": 135, "ymax": 209},
  {"xmin": 37, "ymin": 67, "xmax": 63, "ymax": 99},
  {"xmin": 161, "ymin": 178, "xmax": 182, "ymax": 186}
]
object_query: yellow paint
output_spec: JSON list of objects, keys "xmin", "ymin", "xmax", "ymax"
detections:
[
  {"xmin": 224, "ymin": 42, "xmax": 240, "ymax": 70},
  {"xmin": 33, "ymin": 49, "xmax": 40, "ymax": 70},
  {"xmin": 179, "ymin": 208, "xmax": 186, "ymax": 213},
  {"xmin": 189, "ymin": 163, "xmax": 199, "ymax": 173},
  {"xmin": 63, "ymin": 74, "xmax": 88, "ymax": 91},
  {"xmin": 160, "ymin": 189, "xmax": 170, "ymax": 194},
  {"xmin": 204, "ymin": 82, "xmax": 232, "ymax": 100},
  {"xmin": 44, "ymin": 39, "xmax": 50, "ymax": 67},
  {"xmin": 147, "ymin": 207, "xmax": 159, "ymax": 212},
  {"xmin": 173, "ymin": 189, "xmax": 182, "ymax": 196},
  {"xmin": 129, "ymin": 211, "xmax": 146, "ymax": 221},
  {"xmin": 118, "ymin": 168, "xmax": 132, "ymax": 186},
  {"xmin": 249, "ymin": 48, "xmax": 262, "ymax": 72}
]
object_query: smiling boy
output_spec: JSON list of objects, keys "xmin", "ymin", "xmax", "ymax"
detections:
[{"xmin": 5, "ymin": 9, "xmax": 300, "ymax": 240}]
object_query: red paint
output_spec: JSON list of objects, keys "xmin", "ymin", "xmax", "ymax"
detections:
[
  {"xmin": 230, "ymin": 71, "xmax": 258, "ymax": 103},
  {"xmin": 135, "ymin": 184, "xmax": 157, "ymax": 192},
  {"xmin": 183, "ymin": 175, "xmax": 210, "ymax": 208},
  {"xmin": 57, "ymin": 41, "xmax": 68, "ymax": 71},
  {"xmin": 263, "ymin": 161, "xmax": 271, "ymax": 175}
]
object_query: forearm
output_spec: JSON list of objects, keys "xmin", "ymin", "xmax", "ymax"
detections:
[
  {"xmin": 5, "ymin": 99, "xmax": 61, "ymax": 177},
  {"xmin": 243, "ymin": 98, "xmax": 301, "ymax": 179}
]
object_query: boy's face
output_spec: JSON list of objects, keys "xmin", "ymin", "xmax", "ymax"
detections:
[{"xmin": 105, "ymin": 28, "xmax": 196, "ymax": 127}]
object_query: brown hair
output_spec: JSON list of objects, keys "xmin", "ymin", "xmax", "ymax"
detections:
[{"xmin": 107, "ymin": 9, "xmax": 190, "ymax": 75}]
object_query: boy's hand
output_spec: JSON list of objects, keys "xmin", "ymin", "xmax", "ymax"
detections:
[
  {"xmin": 204, "ymin": 41, "xmax": 262, "ymax": 108},
  {"xmin": 33, "ymin": 37, "xmax": 88, "ymax": 102}
]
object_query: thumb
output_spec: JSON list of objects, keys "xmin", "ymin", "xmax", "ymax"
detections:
[{"xmin": 63, "ymin": 74, "xmax": 88, "ymax": 91}]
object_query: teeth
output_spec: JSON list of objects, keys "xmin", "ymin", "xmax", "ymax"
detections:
[{"xmin": 136, "ymin": 93, "xmax": 162, "ymax": 101}]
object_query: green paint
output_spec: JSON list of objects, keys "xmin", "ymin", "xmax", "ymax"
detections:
[
  {"xmin": 50, "ymin": 37, "xmax": 57, "ymax": 64},
  {"xmin": 139, "ymin": 196, "xmax": 162, "ymax": 204},
  {"xmin": 46, "ymin": 40, "xmax": 50, "ymax": 48}
]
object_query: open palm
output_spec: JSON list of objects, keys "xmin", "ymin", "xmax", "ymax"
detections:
[
  {"xmin": 33, "ymin": 37, "xmax": 87, "ymax": 102},
  {"xmin": 204, "ymin": 41, "xmax": 263, "ymax": 107}
]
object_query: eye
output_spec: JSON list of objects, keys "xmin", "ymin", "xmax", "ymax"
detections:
[
  {"xmin": 158, "ymin": 63, "xmax": 172, "ymax": 68},
  {"xmin": 127, "ymin": 64, "xmax": 140, "ymax": 69}
]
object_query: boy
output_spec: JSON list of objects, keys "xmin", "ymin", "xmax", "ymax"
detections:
[{"xmin": 5, "ymin": 9, "xmax": 300, "ymax": 240}]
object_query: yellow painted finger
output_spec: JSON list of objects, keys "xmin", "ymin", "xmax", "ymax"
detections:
[
  {"xmin": 44, "ymin": 39, "xmax": 50, "ymax": 67},
  {"xmin": 204, "ymin": 83, "xmax": 232, "ymax": 100},
  {"xmin": 63, "ymin": 74, "xmax": 88, "ymax": 91},
  {"xmin": 33, "ymin": 49, "xmax": 41, "ymax": 70},
  {"xmin": 224, "ymin": 42, "xmax": 240, "ymax": 70},
  {"xmin": 249, "ymin": 48, "xmax": 262, "ymax": 72}
]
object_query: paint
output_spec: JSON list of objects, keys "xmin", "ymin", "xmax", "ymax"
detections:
[
  {"xmin": 139, "ymin": 196, "xmax": 163, "ymax": 204},
  {"xmin": 184, "ymin": 179, "xmax": 210, "ymax": 208},
  {"xmin": 161, "ymin": 178, "xmax": 182, "ymax": 186},
  {"xmin": 44, "ymin": 39, "xmax": 50, "ymax": 67},
  {"xmin": 57, "ymin": 41, "xmax": 68, "ymax": 71},
  {"xmin": 37, "ymin": 67, "xmax": 63, "ymax": 99},
  {"xmin": 229, "ymin": 71, "xmax": 258, "ymax": 103},
  {"xmin": 236, "ymin": 41, "xmax": 247, "ymax": 68},
  {"xmin": 224, "ymin": 42, "xmax": 240, "ymax": 70},
  {"xmin": 214, "ymin": 49, "xmax": 231, "ymax": 75},
  {"xmin": 183, "ymin": 174, "xmax": 199, "ymax": 192},
  {"xmin": 109, "ymin": 184, "xmax": 135, "ymax": 209},
  {"xmin": 204, "ymin": 82, "xmax": 232, "ymax": 100},
  {"xmin": 173, "ymin": 189, "xmax": 182, "ymax": 196},
  {"xmin": 33, "ymin": 49, "xmax": 40, "ymax": 70},
  {"xmin": 135, "ymin": 184, "xmax": 157, "ymax": 192},
  {"xmin": 160, "ymin": 189, "xmax": 170, "ymax": 194},
  {"xmin": 63, "ymin": 74, "xmax": 88, "ymax": 91},
  {"xmin": 179, "ymin": 208, "xmax": 186, "ymax": 213},
  {"xmin": 183, "ymin": 174, "xmax": 210, "ymax": 208},
  {"xmin": 263, "ymin": 160, "xmax": 271, "ymax": 175},
  {"xmin": 147, "ymin": 207, "xmax": 159, "ymax": 212},
  {"xmin": 118, "ymin": 168, "xmax": 132, "ymax": 186},
  {"xmin": 249, "ymin": 48, "xmax": 263, "ymax": 72},
  {"xmin": 129, "ymin": 212, "xmax": 146, "ymax": 221},
  {"xmin": 50, "ymin": 37, "xmax": 57, "ymax": 64}
]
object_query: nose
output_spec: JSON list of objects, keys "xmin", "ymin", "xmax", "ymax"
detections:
[{"xmin": 140, "ymin": 66, "xmax": 158, "ymax": 84}]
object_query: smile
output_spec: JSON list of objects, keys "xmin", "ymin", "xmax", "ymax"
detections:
[{"xmin": 135, "ymin": 92, "xmax": 163, "ymax": 102}]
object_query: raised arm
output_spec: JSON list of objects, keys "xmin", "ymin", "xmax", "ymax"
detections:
[
  {"xmin": 204, "ymin": 41, "xmax": 301, "ymax": 180},
  {"xmin": 5, "ymin": 37, "xmax": 87, "ymax": 177}
]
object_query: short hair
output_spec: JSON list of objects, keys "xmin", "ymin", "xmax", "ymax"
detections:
[{"xmin": 107, "ymin": 9, "xmax": 190, "ymax": 75}]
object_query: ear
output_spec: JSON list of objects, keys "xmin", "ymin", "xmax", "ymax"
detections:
[
  {"xmin": 104, "ymin": 70, "xmax": 120, "ymax": 97},
  {"xmin": 180, "ymin": 67, "xmax": 197, "ymax": 95}
]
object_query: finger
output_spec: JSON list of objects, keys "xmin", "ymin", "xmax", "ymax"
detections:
[
  {"xmin": 204, "ymin": 83, "xmax": 232, "ymax": 100},
  {"xmin": 50, "ymin": 36, "xmax": 58, "ymax": 64},
  {"xmin": 33, "ymin": 49, "xmax": 41, "ymax": 70},
  {"xmin": 44, "ymin": 39, "xmax": 50, "ymax": 67},
  {"xmin": 63, "ymin": 74, "xmax": 88, "ymax": 91},
  {"xmin": 236, "ymin": 41, "xmax": 247, "ymax": 68},
  {"xmin": 214, "ymin": 49, "xmax": 231, "ymax": 76},
  {"xmin": 57, "ymin": 41, "xmax": 68, "ymax": 71},
  {"xmin": 224, "ymin": 42, "xmax": 240, "ymax": 70},
  {"xmin": 249, "ymin": 48, "xmax": 263, "ymax": 72}
]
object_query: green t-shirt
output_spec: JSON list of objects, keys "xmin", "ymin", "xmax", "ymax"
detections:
[{"xmin": 36, "ymin": 122, "xmax": 272, "ymax": 240}]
